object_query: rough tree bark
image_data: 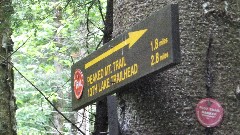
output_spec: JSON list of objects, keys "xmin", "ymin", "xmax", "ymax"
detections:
[
  {"xmin": 113, "ymin": 0, "xmax": 240, "ymax": 134},
  {"xmin": 0, "ymin": 0, "xmax": 17, "ymax": 134}
]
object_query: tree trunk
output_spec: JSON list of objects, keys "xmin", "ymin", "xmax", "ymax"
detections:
[
  {"xmin": 113, "ymin": 0, "xmax": 240, "ymax": 134},
  {"xmin": 0, "ymin": 0, "xmax": 17, "ymax": 134},
  {"xmin": 52, "ymin": 1, "xmax": 65, "ymax": 134},
  {"xmin": 93, "ymin": 0, "xmax": 113, "ymax": 135}
]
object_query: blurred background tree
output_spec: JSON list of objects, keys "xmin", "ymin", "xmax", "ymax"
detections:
[
  {"xmin": 0, "ymin": 0, "xmax": 16, "ymax": 134},
  {"xmin": 12, "ymin": 0, "xmax": 106, "ymax": 134}
]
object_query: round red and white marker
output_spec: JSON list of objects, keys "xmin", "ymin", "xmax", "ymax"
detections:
[
  {"xmin": 73, "ymin": 69, "xmax": 84, "ymax": 99},
  {"xmin": 195, "ymin": 98, "xmax": 224, "ymax": 127}
]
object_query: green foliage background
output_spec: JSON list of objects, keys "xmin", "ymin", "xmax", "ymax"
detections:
[{"xmin": 11, "ymin": 0, "xmax": 106, "ymax": 134}]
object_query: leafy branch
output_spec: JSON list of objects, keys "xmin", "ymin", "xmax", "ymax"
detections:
[{"xmin": 0, "ymin": 55, "xmax": 85, "ymax": 135}]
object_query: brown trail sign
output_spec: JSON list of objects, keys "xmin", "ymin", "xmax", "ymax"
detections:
[{"xmin": 71, "ymin": 4, "xmax": 180, "ymax": 110}]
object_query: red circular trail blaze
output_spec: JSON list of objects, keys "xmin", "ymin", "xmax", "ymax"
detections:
[
  {"xmin": 74, "ymin": 69, "xmax": 84, "ymax": 99},
  {"xmin": 195, "ymin": 98, "xmax": 224, "ymax": 127}
]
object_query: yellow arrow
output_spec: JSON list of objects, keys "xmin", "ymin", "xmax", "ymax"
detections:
[{"xmin": 85, "ymin": 29, "xmax": 148, "ymax": 69}]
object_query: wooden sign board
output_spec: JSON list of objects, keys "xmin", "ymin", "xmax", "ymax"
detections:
[{"xmin": 71, "ymin": 4, "xmax": 180, "ymax": 110}]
